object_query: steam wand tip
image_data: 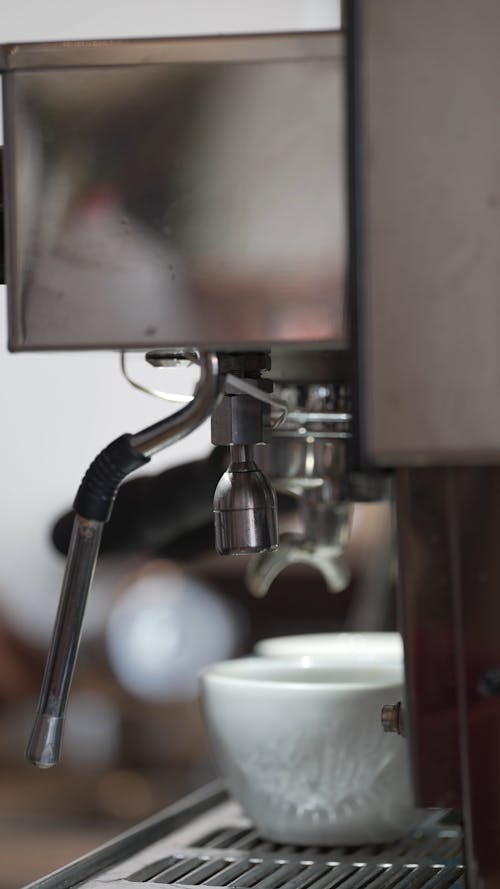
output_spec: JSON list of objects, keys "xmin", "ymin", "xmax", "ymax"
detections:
[{"xmin": 25, "ymin": 713, "xmax": 64, "ymax": 769}]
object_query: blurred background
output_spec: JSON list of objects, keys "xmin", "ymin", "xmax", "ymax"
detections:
[{"xmin": 0, "ymin": 2, "xmax": 397, "ymax": 887}]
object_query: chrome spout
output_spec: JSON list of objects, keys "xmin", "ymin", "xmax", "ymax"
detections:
[{"xmin": 214, "ymin": 445, "xmax": 278, "ymax": 555}]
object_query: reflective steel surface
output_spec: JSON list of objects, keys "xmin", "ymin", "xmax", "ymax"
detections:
[
  {"xmin": 213, "ymin": 445, "xmax": 278, "ymax": 555},
  {"xmin": 351, "ymin": 0, "xmax": 500, "ymax": 463},
  {"xmin": 2, "ymin": 32, "xmax": 346, "ymax": 350},
  {"xmin": 23, "ymin": 787, "xmax": 464, "ymax": 889},
  {"xmin": 25, "ymin": 515, "xmax": 103, "ymax": 768}
]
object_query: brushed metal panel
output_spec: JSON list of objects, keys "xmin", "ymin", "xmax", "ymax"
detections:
[
  {"xmin": 356, "ymin": 0, "xmax": 500, "ymax": 462},
  {"xmin": 2, "ymin": 33, "xmax": 346, "ymax": 351}
]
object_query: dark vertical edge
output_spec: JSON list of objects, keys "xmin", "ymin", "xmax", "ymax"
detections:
[
  {"xmin": 2, "ymin": 74, "xmax": 13, "ymax": 345},
  {"xmin": 446, "ymin": 468, "xmax": 500, "ymax": 888},
  {"xmin": 0, "ymin": 143, "xmax": 4, "ymax": 285},
  {"xmin": 395, "ymin": 468, "xmax": 461, "ymax": 810},
  {"xmin": 445, "ymin": 469, "xmax": 475, "ymax": 887},
  {"xmin": 345, "ymin": 0, "xmax": 369, "ymax": 469},
  {"xmin": 2, "ymin": 72, "xmax": 23, "ymax": 349}
]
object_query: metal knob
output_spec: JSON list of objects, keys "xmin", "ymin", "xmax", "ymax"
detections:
[{"xmin": 381, "ymin": 701, "xmax": 405, "ymax": 736}]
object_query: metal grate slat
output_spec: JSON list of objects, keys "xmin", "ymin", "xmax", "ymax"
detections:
[
  {"xmin": 416, "ymin": 867, "xmax": 464, "ymax": 889},
  {"xmin": 204, "ymin": 860, "xmax": 258, "ymax": 886},
  {"xmin": 391, "ymin": 867, "xmax": 432, "ymax": 889},
  {"xmin": 232, "ymin": 861, "xmax": 285, "ymax": 888},
  {"xmin": 196, "ymin": 831, "xmax": 229, "ymax": 849},
  {"xmin": 353, "ymin": 865, "xmax": 410, "ymax": 889},
  {"xmin": 305, "ymin": 864, "xmax": 356, "ymax": 889},
  {"xmin": 332, "ymin": 866, "xmax": 389, "ymax": 889},
  {"xmin": 129, "ymin": 856, "xmax": 180, "ymax": 883},
  {"xmin": 253, "ymin": 863, "xmax": 309, "ymax": 889},
  {"xmin": 219, "ymin": 831, "xmax": 258, "ymax": 850},
  {"xmin": 177, "ymin": 859, "xmax": 236, "ymax": 885},
  {"xmin": 233, "ymin": 833, "xmax": 262, "ymax": 852},
  {"xmin": 275, "ymin": 863, "xmax": 331, "ymax": 889},
  {"xmin": 153, "ymin": 858, "xmax": 207, "ymax": 883},
  {"xmin": 198, "ymin": 829, "xmax": 255, "ymax": 850}
]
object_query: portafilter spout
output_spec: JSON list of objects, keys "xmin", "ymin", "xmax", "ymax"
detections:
[
  {"xmin": 245, "ymin": 382, "xmax": 352, "ymax": 596},
  {"xmin": 214, "ymin": 444, "xmax": 278, "ymax": 554},
  {"xmin": 211, "ymin": 353, "xmax": 279, "ymax": 556},
  {"xmin": 26, "ymin": 352, "xmax": 221, "ymax": 768}
]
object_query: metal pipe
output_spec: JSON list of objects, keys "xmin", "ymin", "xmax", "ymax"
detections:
[
  {"xmin": 130, "ymin": 353, "xmax": 220, "ymax": 457},
  {"xmin": 26, "ymin": 516, "xmax": 103, "ymax": 767}
]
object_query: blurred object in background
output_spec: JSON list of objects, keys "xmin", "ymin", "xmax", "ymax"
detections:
[
  {"xmin": 344, "ymin": 502, "xmax": 395, "ymax": 631},
  {"xmin": 106, "ymin": 560, "xmax": 246, "ymax": 701},
  {"xmin": 64, "ymin": 692, "xmax": 121, "ymax": 769},
  {"xmin": 51, "ymin": 448, "xmax": 227, "ymax": 559},
  {"xmin": 0, "ymin": 615, "xmax": 41, "ymax": 705}
]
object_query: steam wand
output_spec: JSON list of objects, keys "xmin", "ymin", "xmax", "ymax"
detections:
[{"xmin": 26, "ymin": 352, "xmax": 221, "ymax": 768}]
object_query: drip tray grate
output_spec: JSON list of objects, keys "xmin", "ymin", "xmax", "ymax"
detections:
[
  {"xmin": 125, "ymin": 814, "xmax": 464, "ymax": 889},
  {"xmin": 23, "ymin": 784, "xmax": 464, "ymax": 889}
]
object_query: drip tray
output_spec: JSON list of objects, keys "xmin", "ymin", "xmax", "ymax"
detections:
[
  {"xmin": 24, "ymin": 784, "xmax": 464, "ymax": 889},
  {"xmin": 128, "ymin": 820, "xmax": 463, "ymax": 889}
]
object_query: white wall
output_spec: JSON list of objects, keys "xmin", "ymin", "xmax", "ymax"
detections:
[
  {"xmin": 0, "ymin": 1, "xmax": 339, "ymax": 43},
  {"xmin": 0, "ymin": 1, "xmax": 340, "ymax": 643}
]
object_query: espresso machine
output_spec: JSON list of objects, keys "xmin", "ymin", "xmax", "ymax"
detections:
[{"xmin": 2, "ymin": 1, "xmax": 500, "ymax": 887}]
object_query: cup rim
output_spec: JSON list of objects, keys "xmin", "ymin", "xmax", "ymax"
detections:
[
  {"xmin": 200, "ymin": 656, "xmax": 403, "ymax": 692},
  {"xmin": 254, "ymin": 632, "xmax": 403, "ymax": 662}
]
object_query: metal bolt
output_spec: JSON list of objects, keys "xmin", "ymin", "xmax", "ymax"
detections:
[{"xmin": 381, "ymin": 701, "xmax": 404, "ymax": 736}]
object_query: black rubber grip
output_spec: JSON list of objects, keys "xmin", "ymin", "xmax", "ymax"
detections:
[{"xmin": 73, "ymin": 434, "xmax": 150, "ymax": 522}]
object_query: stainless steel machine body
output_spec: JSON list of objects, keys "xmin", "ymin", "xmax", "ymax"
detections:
[
  {"xmin": 1, "ymin": 33, "xmax": 345, "ymax": 352},
  {"xmin": 349, "ymin": 3, "xmax": 500, "ymax": 887},
  {"xmin": 2, "ymin": 2, "xmax": 500, "ymax": 887}
]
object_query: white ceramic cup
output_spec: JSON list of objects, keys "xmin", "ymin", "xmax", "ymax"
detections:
[
  {"xmin": 200, "ymin": 657, "xmax": 417, "ymax": 846},
  {"xmin": 255, "ymin": 632, "xmax": 403, "ymax": 667}
]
